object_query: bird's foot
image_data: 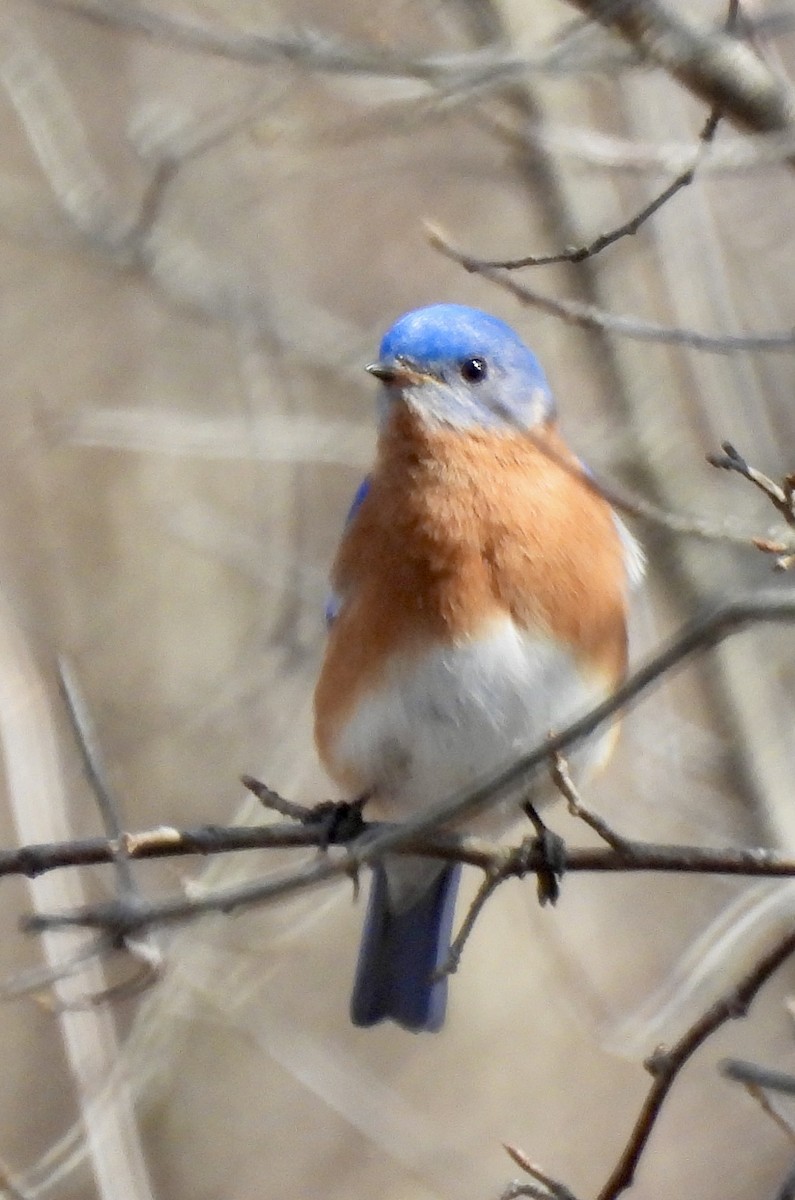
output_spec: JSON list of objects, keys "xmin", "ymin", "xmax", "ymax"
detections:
[
  {"xmin": 306, "ymin": 794, "xmax": 369, "ymax": 847},
  {"xmin": 522, "ymin": 800, "xmax": 566, "ymax": 905}
]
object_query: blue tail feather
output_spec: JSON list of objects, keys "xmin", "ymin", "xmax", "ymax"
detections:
[{"xmin": 351, "ymin": 861, "xmax": 461, "ymax": 1032}]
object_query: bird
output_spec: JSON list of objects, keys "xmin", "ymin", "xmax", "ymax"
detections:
[{"xmin": 313, "ymin": 303, "xmax": 643, "ymax": 1033}]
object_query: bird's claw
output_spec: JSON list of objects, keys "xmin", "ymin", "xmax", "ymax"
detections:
[
  {"xmin": 306, "ymin": 795, "xmax": 368, "ymax": 847},
  {"xmin": 522, "ymin": 801, "xmax": 566, "ymax": 905}
]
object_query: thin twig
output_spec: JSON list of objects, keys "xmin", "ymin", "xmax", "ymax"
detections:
[
  {"xmin": 435, "ymin": 861, "xmax": 507, "ymax": 978},
  {"xmin": 549, "ymin": 752, "xmax": 630, "ymax": 851},
  {"xmin": 708, "ymin": 442, "xmax": 795, "ymax": 525},
  {"xmin": 708, "ymin": 442, "xmax": 795, "ymax": 568},
  {"xmin": 240, "ymin": 775, "xmax": 313, "ymax": 822},
  {"xmin": 467, "ymin": 48, "xmax": 731, "ymax": 271},
  {"xmin": 741, "ymin": 1085, "xmax": 795, "ymax": 1145},
  {"xmin": 503, "ymin": 1144, "xmax": 578, "ymax": 1200},
  {"xmin": 471, "ymin": 169, "xmax": 708, "ymax": 269},
  {"xmin": 43, "ymin": 952, "xmax": 163, "ymax": 1012}
]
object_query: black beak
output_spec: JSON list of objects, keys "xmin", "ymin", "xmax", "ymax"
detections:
[
  {"xmin": 366, "ymin": 362, "xmax": 399, "ymax": 383},
  {"xmin": 366, "ymin": 359, "xmax": 430, "ymax": 386}
]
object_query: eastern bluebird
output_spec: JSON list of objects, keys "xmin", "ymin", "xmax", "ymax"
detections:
[{"xmin": 314, "ymin": 304, "xmax": 643, "ymax": 1033}]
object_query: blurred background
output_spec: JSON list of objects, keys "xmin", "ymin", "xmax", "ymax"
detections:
[{"xmin": 1, "ymin": 0, "xmax": 795, "ymax": 1197}]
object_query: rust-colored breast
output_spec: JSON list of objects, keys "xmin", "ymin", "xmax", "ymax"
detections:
[{"xmin": 314, "ymin": 406, "xmax": 629, "ymax": 784}]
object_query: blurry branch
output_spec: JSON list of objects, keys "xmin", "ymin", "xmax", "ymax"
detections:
[
  {"xmin": 58, "ymin": 659, "xmax": 138, "ymax": 902},
  {"xmin": 29, "ymin": 0, "xmax": 795, "ymax": 106},
  {"xmin": 428, "ymin": 222, "xmax": 795, "ymax": 353},
  {"xmin": 13, "ymin": 590, "xmax": 795, "ymax": 940},
  {"xmin": 565, "ymin": 0, "xmax": 795, "ymax": 148},
  {"xmin": 31, "ymin": 0, "xmax": 786, "ymax": 88},
  {"xmin": 57, "ymin": 659, "xmax": 163, "ymax": 1006},
  {"xmin": 0, "ymin": 1155, "xmax": 32, "ymax": 1200},
  {"xmin": 0, "ymin": 21, "xmax": 127, "ymax": 248},
  {"xmin": 496, "ymin": 119, "xmax": 795, "ymax": 176},
  {"xmin": 30, "ymin": 0, "xmax": 628, "ymax": 85},
  {"xmin": 721, "ymin": 1059, "xmax": 795, "ymax": 1144},
  {"xmin": 0, "ymin": 589, "xmax": 153, "ymax": 1200},
  {"xmin": 0, "ymin": 933, "xmax": 111, "ymax": 1002},
  {"xmin": 12, "ymin": 0, "xmax": 795, "ymax": 311},
  {"xmin": 594, "ymin": 924, "xmax": 795, "ymax": 1200},
  {"xmin": 722, "ymin": 1059, "xmax": 795, "ymax": 1097}
]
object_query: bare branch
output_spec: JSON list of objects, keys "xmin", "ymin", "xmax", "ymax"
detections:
[
  {"xmin": 483, "ymin": 107, "xmax": 795, "ymax": 176},
  {"xmin": 597, "ymin": 927, "xmax": 795, "ymax": 1200},
  {"xmin": 4, "ymin": 819, "xmax": 795, "ymax": 886},
  {"xmin": 15, "ymin": 590, "xmax": 795, "ymax": 938},
  {"xmin": 0, "ymin": 821, "xmax": 326, "ymax": 878},
  {"xmin": 25, "ymin": 0, "xmax": 585, "ymax": 87},
  {"xmin": 27, "ymin": 0, "xmax": 795, "ymax": 124},
  {"xmin": 468, "ymin": 168, "xmax": 706, "ymax": 269}
]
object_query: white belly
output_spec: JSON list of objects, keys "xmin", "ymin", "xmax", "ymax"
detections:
[{"xmin": 333, "ymin": 617, "xmax": 614, "ymax": 826}]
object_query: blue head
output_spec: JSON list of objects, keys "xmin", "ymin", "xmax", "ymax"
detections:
[{"xmin": 368, "ymin": 304, "xmax": 554, "ymax": 432}]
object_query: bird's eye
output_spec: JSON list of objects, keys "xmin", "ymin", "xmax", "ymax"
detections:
[{"xmin": 459, "ymin": 357, "xmax": 488, "ymax": 383}]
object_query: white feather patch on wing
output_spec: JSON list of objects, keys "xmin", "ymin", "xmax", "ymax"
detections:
[{"xmin": 613, "ymin": 513, "xmax": 646, "ymax": 590}]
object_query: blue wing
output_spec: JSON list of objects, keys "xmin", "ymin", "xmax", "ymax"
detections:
[{"xmin": 324, "ymin": 477, "xmax": 371, "ymax": 625}]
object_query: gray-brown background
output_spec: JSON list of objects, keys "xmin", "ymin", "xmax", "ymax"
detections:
[{"xmin": 0, "ymin": 1, "xmax": 794, "ymax": 1197}]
